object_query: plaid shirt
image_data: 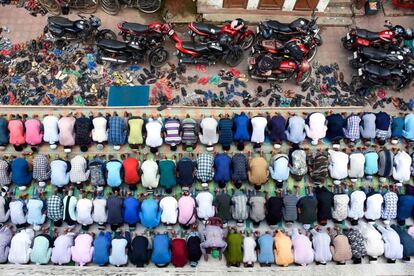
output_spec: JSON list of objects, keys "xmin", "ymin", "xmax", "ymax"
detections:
[
  {"xmin": 376, "ymin": 128, "xmax": 391, "ymax": 141},
  {"xmin": 70, "ymin": 155, "xmax": 90, "ymax": 183},
  {"xmin": 196, "ymin": 153, "xmax": 214, "ymax": 183},
  {"xmin": 381, "ymin": 191, "xmax": 398, "ymax": 220},
  {"xmin": 33, "ymin": 154, "xmax": 51, "ymax": 182},
  {"xmin": 0, "ymin": 159, "xmax": 11, "ymax": 186},
  {"xmin": 47, "ymin": 195, "xmax": 63, "ymax": 221},
  {"xmin": 108, "ymin": 116, "xmax": 126, "ymax": 145},
  {"xmin": 344, "ymin": 115, "xmax": 361, "ymax": 141}
]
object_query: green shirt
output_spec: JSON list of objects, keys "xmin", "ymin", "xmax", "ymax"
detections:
[
  {"xmin": 159, "ymin": 159, "xmax": 176, "ymax": 189},
  {"xmin": 30, "ymin": 234, "xmax": 52, "ymax": 264},
  {"xmin": 224, "ymin": 232, "xmax": 243, "ymax": 264}
]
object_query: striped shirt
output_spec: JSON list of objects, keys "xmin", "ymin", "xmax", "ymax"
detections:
[
  {"xmin": 283, "ymin": 194, "xmax": 298, "ymax": 221},
  {"xmin": 232, "ymin": 192, "xmax": 249, "ymax": 221},
  {"xmin": 344, "ymin": 115, "xmax": 361, "ymax": 141},
  {"xmin": 164, "ymin": 118, "xmax": 181, "ymax": 145},
  {"xmin": 181, "ymin": 118, "xmax": 198, "ymax": 146},
  {"xmin": 0, "ymin": 159, "xmax": 11, "ymax": 186}
]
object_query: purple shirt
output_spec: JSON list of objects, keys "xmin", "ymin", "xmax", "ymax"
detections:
[{"xmin": 51, "ymin": 233, "xmax": 75, "ymax": 265}]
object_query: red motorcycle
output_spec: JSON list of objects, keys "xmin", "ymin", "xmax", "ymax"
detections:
[
  {"xmin": 187, "ymin": 18, "xmax": 256, "ymax": 51},
  {"xmin": 248, "ymin": 53, "xmax": 311, "ymax": 84},
  {"xmin": 117, "ymin": 21, "xmax": 167, "ymax": 44},
  {"xmin": 342, "ymin": 20, "xmax": 412, "ymax": 50}
]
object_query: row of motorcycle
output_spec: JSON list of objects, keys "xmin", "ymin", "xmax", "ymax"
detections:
[
  {"xmin": 43, "ymin": 14, "xmax": 323, "ymax": 85},
  {"xmin": 342, "ymin": 21, "xmax": 414, "ymax": 91}
]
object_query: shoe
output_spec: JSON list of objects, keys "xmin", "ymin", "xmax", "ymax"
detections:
[{"xmin": 268, "ymin": 97, "xmax": 274, "ymax": 106}]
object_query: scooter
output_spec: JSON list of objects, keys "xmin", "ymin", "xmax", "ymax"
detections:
[
  {"xmin": 349, "ymin": 46, "xmax": 413, "ymax": 69},
  {"xmin": 187, "ymin": 18, "xmax": 256, "ymax": 50},
  {"xmin": 162, "ymin": 23, "xmax": 243, "ymax": 67},
  {"xmin": 117, "ymin": 21, "xmax": 167, "ymax": 44},
  {"xmin": 342, "ymin": 20, "xmax": 413, "ymax": 50}
]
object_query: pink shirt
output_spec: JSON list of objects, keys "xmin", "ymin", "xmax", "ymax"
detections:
[
  {"xmin": 178, "ymin": 195, "xmax": 196, "ymax": 225},
  {"xmin": 292, "ymin": 228, "xmax": 314, "ymax": 265},
  {"xmin": 8, "ymin": 120, "xmax": 25, "ymax": 145},
  {"xmin": 71, "ymin": 234, "xmax": 94, "ymax": 266},
  {"xmin": 25, "ymin": 119, "xmax": 43, "ymax": 145},
  {"xmin": 58, "ymin": 117, "xmax": 76, "ymax": 146}
]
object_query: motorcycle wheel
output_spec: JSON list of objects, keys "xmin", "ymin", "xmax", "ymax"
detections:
[
  {"xmin": 149, "ymin": 48, "xmax": 169, "ymax": 67},
  {"xmin": 137, "ymin": 0, "xmax": 162, "ymax": 13},
  {"xmin": 96, "ymin": 30, "xmax": 117, "ymax": 41},
  {"xmin": 225, "ymin": 47, "xmax": 244, "ymax": 67},
  {"xmin": 349, "ymin": 59, "xmax": 361, "ymax": 69},
  {"xmin": 307, "ymin": 46, "xmax": 317, "ymax": 62},
  {"xmin": 239, "ymin": 33, "xmax": 256, "ymax": 51},
  {"xmin": 298, "ymin": 66, "xmax": 312, "ymax": 85}
]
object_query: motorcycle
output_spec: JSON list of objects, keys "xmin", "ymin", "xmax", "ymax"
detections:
[
  {"xmin": 247, "ymin": 53, "xmax": 312, "ymax": 84},
  {"xmin": 162, "ymin": 23, "xmax": 243, "ymax": 66},
  {"xmin": 342, "ymin": 20, "xmax": 413, "ymax": 50},
  {"xmin": 117, "ymin": 21, "xmax": 167, "ymax": 44},
  {"xmin": 349, "ymin": 46, "xmax": 413, "ymax": 69},
  {"xmin": 257, "ymin": 13, "xmax": 322, "ymax": 45},
  {"xmin": 187, "ymin": 18, "xmax": 256, "ymax": 50},
  {"xmin": 96, "ymin": 38, "xmax": 168, "ymax": 67},
  {"xmin": 353, "ymin": 62, "xmax": 413, "ymax": 91},
  {"xmin": 44, "ymin": 15, "xmax": 116, "ymax": 46}
]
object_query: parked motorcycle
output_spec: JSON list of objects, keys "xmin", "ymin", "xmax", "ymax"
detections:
[
  {"xmin": 96, "ymin": 38, "xmax": 168, "ymax": 67},
  {"xmin": 342, "ymin": 20, "xmax": 413, "ymax": 50},
  {"xmin": 44, "ymin": 15, "xmax": 116, "ymax": 45},
  {"xmin": 349, "ymin": 46, "xmax": 413, "ymax": 69},
  {"xmin": 163, "ymin": 23, "xmax": 243, "ymax": 66},
  {"xmin": 187, "ymin": 18, "xmax": 256, "ymax": 50},
  {"xmin": 257, "ymin": 13, "xmax": 322, "ymax": 45},
  {"xmin": 353, "ymin": 62, "xmax": 413, "ymax": 91},
  {"xmin": 118, "ymin": 21, "xmax": 167, "ymax": 44},
  {"xmin": 247, "ymin": 53, "xmax": 312, "ymax": 84}
]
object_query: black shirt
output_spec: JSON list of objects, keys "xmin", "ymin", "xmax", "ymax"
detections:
[
  {"xmin": 314, "ymin": 186, "xmax": 334, "ymax": 221},
  {"xmin": 129, "ymin": 236, "xmax": 151, "ymax": 267},
  {"xmin": 75, "ymin": 117, "xmax": 93, "ymax": 146},
  {"xmin": 297, "ymin": 195, "xmax": 318, "ymax": 224},
  {"xmin": 106, "ymin": 195, "xmax": 123, "ymax": 225},
  {"xmin": 265, "ymin": 196, "xmax": 283, "ymax": 225},
  {"xmin": 187, "ymin": 235, "xmax": 202, "ymax": 263},
  {"xmin": 213, "ymin": 193, "xmax": 232, "ymax": 221}
]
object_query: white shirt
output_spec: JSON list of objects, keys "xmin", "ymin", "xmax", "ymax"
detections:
[
  {"xmin": 92, "ymin": 198, "xmax": 107, "ymax": 224},
  {"xmin": 109, "ymin": 238, "xmax": 128, "ymax": 266},
  {"xmin": 305, "ymin": 113, "xmax": 327, "ymax": 145},
  {"xmin": 348, "ymin": 152, "xmax": 365, "ymax": 179},
  {"xmin": 310, "ymin": 229, "xmax": 332, "ymax": 263},
  {"xmin": 145, "ymin": 118, "xmax": 163, "ymax": 148},
  {"xmin": 377, "ymin": 225, "xmax": 403, "ymax": 260},
  {"xmin": 393, "ymin": 151, "xmax": 412, "ymax": 183},
  {"xmin": 251, "ymin": 116, "xmax": 268, "ymax": 143},
  {"xmin": 328, "ymin": 150, "xmax": 349, "ymax": 180},
  {"xmin": 348, "ymin": 190, "xmax": 366, "ymax": 220},
  {"xmin": 359, "ymin": 222, "xmax": 384, "ymax": 258},
  {"xmin": 199, "ymin": 117, "xmax": 219, "ymax": 146},
  {"xmin": 196, "ymin": 191, "xmax": 214, "ymax": 219},
  {"xmin": 159, "ymin": 196, "xmax": 178, "ymax": 224},
  {"xmin": 92, "ymin": 117, "xmax": 108, "ymax": 143},
  {"xmin": 42, "ymin": 115, "xmax": 59, "ymax": 144},
  {"xmin": 27, "ymin": 199, "xmax": 45, "ymax": 225},
  {"xmin": 141, "ymin": 160, "xmax": 159, "ymax": 188},
  {"xmin": 364, "ymin": 193, "xmax": 383, "ymax": 220},
  {"xmin": 8, "ymin": 229, "xmax": 34, "ymax": 264},
  {"xmin": 243, "ymin": 236, "xmax": 257, "ymax": 263},
  {"xmin": 332, "ymin": 194, "xmax": 349, "ymax": 221},
  {"xmin": 76, "ymin": 198, "xmax": 93, "ymax": 225},
  {"xmin": 70, "ymin": 155, "xmax": 90, "ymax": 183},
  {"xmin": 10, "ymin": 200, "xmax": 26, "ymax": 225}
]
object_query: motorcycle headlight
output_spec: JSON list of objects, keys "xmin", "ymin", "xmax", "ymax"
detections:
[
  {"xmin": 397, "ymin": 55, "xmax": 403, "ymax": 60},
  {"xmin": 358, "ymin": 68, "xmax": 363, "ymax": 76}
]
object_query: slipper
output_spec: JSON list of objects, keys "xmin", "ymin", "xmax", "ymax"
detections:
[
  {"xmin": 201, "ymin": 64, "xmax": 207, "ymax": 73},
  {"xmin": 196, "ymin": 64, "xmax": 201, "ymax": 71}
]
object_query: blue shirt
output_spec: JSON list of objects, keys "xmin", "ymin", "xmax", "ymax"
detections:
[
  {"xmin": 108, "ymin": 116, "xmax": 126, "ymax": 145},
  {"xmin": 364, "ymin": 151, "xmax": 378, "ymax": 175},
  {"xmin": 326, "ymin": 113, "xmax": 345, "ymax": 141},
  {"xmin": 213, "ymin": 153, "xmax": 231, "ymax": 184},
  {"xmin": 92, "ymin": 231, "xmax": 111, "ymax": 266},
  {"xmin": 257, "ymin": 234, "xmax": 274, "ymax": 264},
  {"xmin": 268, "ymin": 115, "xmax": 286, "ymax": 143},
  {"xmin": 397, "ymin": 195, "xmax": 414, "ymax": 221},
  {"xmin": 0, "ymin": 118, "xmax": 9, "ymax": 145},
  {"xmin": 285, "ymin": 116, "xmax": 306, "ymax": 144},
  {"xmin": 218, "ymin": 118, "xmax": 233, "ymax": 147},
  {"xmin": 151, "ymin": 234, "xmax": 171, "ymax": 265},
  {"xmin": 106, "ymin": 160, "xmax": 122, "ymax": 187},
  {"xmin": 269, "ymin": 155, "xmax": 289, "ymax": 182},
  {"xmin": 139, "ymin": 199, "xmax": 161, "ymax": 228},
  {"xmin": 233, "ymin": 112, "xmax": 251, "ymax": 142},
  {"xmin": 123, "ymin": 196, "xmax": 140, "ymax": 225},
  {"xmin": 11, "ymin": 158, "xmax": 32, "ymax": 186},
  {"xmin": 403, "ymin": 114, "xmax": 414, "ymax": 141},
  {"xmin": 177, "ymin": 157, "xmax": 195, "ymax": 187},
  {"xmin": 50, "ymin": 160, "xmax": 70, "ymax": 188},
  {"xmin": 375, "ymin": 112, "xmax": 391, "ymax": 131},
  {"xmin": 392, "ymin": 117, "xmax": 404, "ymax": 138}
]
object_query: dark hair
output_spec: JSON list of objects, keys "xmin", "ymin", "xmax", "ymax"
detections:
[
  {"xmin": 170, "ymin": 145, "xmax": 177, "ymax": 151},
  {"xmin": 378, "ymin": 139, "xmax": 386, "ymax": 146},
  {"xmin": 254, "ymin": 184, "xmax": 261, "ymax": 191},
  {"xmin": 253, "ymin": 143, "xmax": 261, "ymax": 149},
  {"xmin": 165, "ymin": 188, "xmax": 173, "ymax": 194},
  {"xmin": 222, "ymin": 145, "xmax": 230, "ymax": 151},
  {"xmin": 80, "ymin": 145, "xmax": 89, "ymax": 152},
  {"xmin": 237, "ymin": 142, "xmax": 244, "ymax": 151},
  {"xmin": 234, "ymin": 181, "xmax": 242, "ymax": 189},
  {"xmin": 276, "ymin": 181, "xmax": 283, "ymax": 189},
  {"xmin": 218, "ymin": 181, "xmax": 226, "ymax": 188},
  {"xmin": 150, "ymin": 147, "xmax": 158, "ymax": 154}
]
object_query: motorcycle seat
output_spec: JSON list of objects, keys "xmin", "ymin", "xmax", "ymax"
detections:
[
  {"xmin": 122, "ymin": 22, "xmax": 149, "ymax": 33},
  {"xmin": 365, "ymin": 63, "xmax": 391, "ymax": 76},
  {"xmin": 266, "ymin": 21, "xmax": 293, "ymax": 33},
  {"xmin": 181, "ymin": 42, "xmax": 209, "ymax": 52},
  {"xmin": 192, "ymin": 22, "xmax": 221, "ymax": 35},
  {"xmin": 97, "ymin": 39, "xmax": 127, "ymax": 50},
  {"xmin": 48, "ymin": 16, "xmax": 74, "ymax": 28},
  {"xmin": 356, "ymin": 28, "xmax": 380, "ymax": 40},
  {"xmin": 361, "ymin": 47, "xmax": 388, "ymax": 59}
]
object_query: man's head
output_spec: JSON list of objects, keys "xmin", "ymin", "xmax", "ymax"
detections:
[{"xmin": 237, "ymin": 142, "xmax": 244, "ymax": 151}]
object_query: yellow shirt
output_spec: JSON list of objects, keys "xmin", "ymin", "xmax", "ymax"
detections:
[
  {"xmin": 274, "ymin": 230, "xmax": 293, "ymax": 266},
  {"xmin": 248, "ymin": 157, "xmax": 269, "ymax": 185},
  {"xmin": 128, "ymin": 118, "xmax": 144, "ymax": 145}
]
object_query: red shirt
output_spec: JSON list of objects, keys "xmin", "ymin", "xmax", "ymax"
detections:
[
  {"xmin": 123, "ymin": 157, "xmax": 140, "ymax": 184},
  {"xmin": 171, "ymin": 238, "xmax": 188, "ymax": 267}
]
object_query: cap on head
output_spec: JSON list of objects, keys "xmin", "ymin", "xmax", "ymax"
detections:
[
  {"xmin": 96, "ymin": 144, "xmax": 104, "ymax": 151},
  {"xmin": 391, "ymin": 139, "xmax": 399, "ymax": 145},
  {"xmin": 64, "ymin": 148, "xmax": 71, "ymax": 153},
  {"xmin": 38, "ymin": 181, "xmax": 46, "ymax": 187},
  {"xmin": 206, "ymin": 146, "xmax": 214, "ymax": 152},
  {"xmin": 113, "ymin": 145, "xmax": 121, "ymax": 151},
  {"xmin": 49, "ymin": 144, "xmax": 57, "ymax": 150},
  {"xmin": 273, "ymin": 144, "xmax": 281, "ymax": 149}
]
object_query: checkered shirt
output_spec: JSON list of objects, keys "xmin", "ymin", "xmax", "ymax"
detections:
[
  {"xmin": 70, "ymin": 155, "xmax": 90, "ymax": 183},
  {"xmin": 344, "ymin": 115, "xmax": 361, "ymax": 141},
  {"xmin": 33, "ymin": 154, "xmax": 51, "ymax": 182},
  {"xmin": 108, "ymin": 116, "xmax": 126, "ymax": 145},
  {"xmin": 196, "ymin": 153, "xmax": 214, "ymax": 183},
  {"xmin": 0, "ymin": 159, "xmax": 11, "ymax": 186},
  {"xmin": 381, "ymin": 191, "xmax": 398, "ymax": 220},
  {"xmin": 47, "ymin": 195, "xmax": 63, "ymax": 221}
]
